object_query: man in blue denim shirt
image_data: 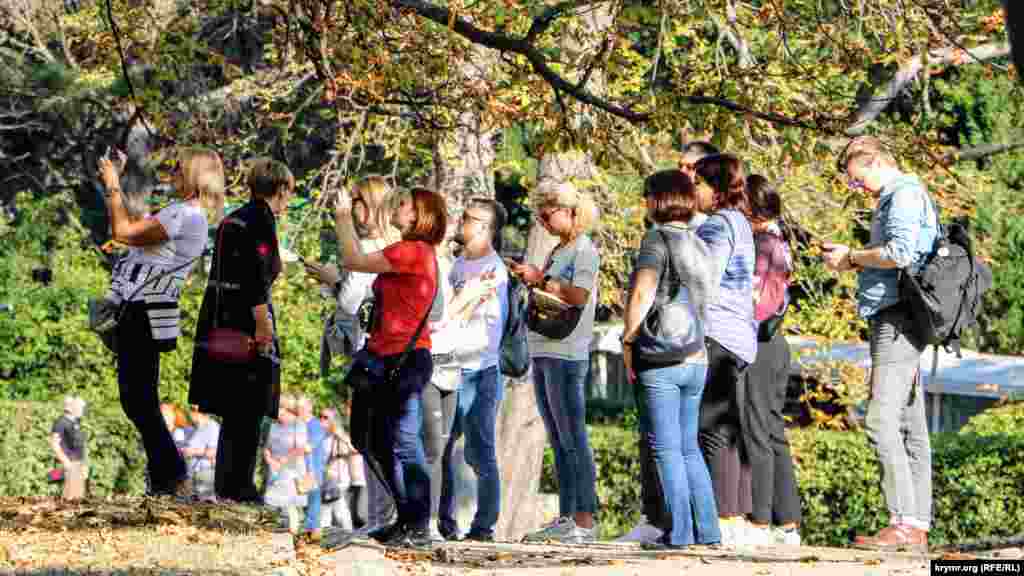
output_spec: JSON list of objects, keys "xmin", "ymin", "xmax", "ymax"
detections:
[{"xmin": 823, "ymin": 136, "xmax": 937, "ymax": 551}]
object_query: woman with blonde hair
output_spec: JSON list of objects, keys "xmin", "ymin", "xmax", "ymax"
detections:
[
  {"xmin": 98, "ymin": 147, "xmax": 224, "ymax": 497},
  {"xmin": 510, "ymin": 180, "xmax": 601, "ymax": 544},
  {"xmin": 189, "ymin": 157, "xmax": 294, "ymax": 504},
  {"xmin": 307, "ymin": 175, "xmax": 399, "ymax": 359}
]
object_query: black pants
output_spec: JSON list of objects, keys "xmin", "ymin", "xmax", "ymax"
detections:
[
  {"xmin": 348, "ymin": 486, "xmax": 367, "ymax": 529},
  {"xmin": 699, "ymin": 338, "xmax": 751, "ymax": 518},
  {"xmin": 116, "ymin": 302, "xmax": 186, "ymax": 492},
  {"xmin": 742, "ymin": 332, "xmax": 801, "ymax": 525},
  {"xmin": 214, "ymin": 411, "xmax": 264, "ymax": 501}
]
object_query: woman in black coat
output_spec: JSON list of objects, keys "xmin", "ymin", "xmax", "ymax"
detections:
[{"xmin": 189, "ymin": 158, "xmax": 294, "ymax": 503}]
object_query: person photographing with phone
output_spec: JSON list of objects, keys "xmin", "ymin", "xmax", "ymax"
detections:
[
  {"xmin": 99, "ymin": 147, "xmax": 224, "ymax": 498},
  {"xmin": 334, "ymin": 183, "xmax": 447, "ymax": 548},
  {"xmin": 512, "ymin": 181, "xmax": 602, "ymax": 544},
  {"xmin": 824, "ymin": 136, "xmax": 938, "ymax": 551}
]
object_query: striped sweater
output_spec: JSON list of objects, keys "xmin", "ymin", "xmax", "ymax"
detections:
[{"xmin": 109, "ymin": 202, "xmax": 208, "ymax": 343}]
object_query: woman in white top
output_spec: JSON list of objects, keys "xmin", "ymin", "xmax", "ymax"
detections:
[
  {"xmin": 304, "ymin": 175, "xmax": 399, "ymax": 531},
  {"xmin": 264, "ymin": 395, "xmax": 309, "ymax": 533},
  {"xmin": 98, "ymin": 148, "xmax": 224, "ymax": 497}
]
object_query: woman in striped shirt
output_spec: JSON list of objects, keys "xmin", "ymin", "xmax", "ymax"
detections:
[{"xmin": 99, "ymin": 147, "xmax": 224, "ymax": 497}]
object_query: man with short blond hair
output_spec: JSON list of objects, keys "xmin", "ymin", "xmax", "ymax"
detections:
[{"xmin": 824, "ymin": 136, "xmax": 938, "ymax": 550}]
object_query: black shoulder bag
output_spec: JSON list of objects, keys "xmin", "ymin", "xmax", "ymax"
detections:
[
  {"xmin": 342, "ymin": 255, "xmax": 439, "ymax": 394},
  {"xmin": 526, "ymin": 243, "xmax": 585, "ymax": 341}
]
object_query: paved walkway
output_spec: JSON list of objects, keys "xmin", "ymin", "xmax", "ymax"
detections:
[{"xmin": 319, "ymin": 536, "xmax": 942, "ymax": 576}]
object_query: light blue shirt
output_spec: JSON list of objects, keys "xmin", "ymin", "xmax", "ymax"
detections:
[{"xmin": 856, "ymin": 173, "xmax": 939, "ymax": 319}]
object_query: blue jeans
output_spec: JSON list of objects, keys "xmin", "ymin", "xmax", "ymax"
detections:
[
  {"xmin": 533, "ymin": 357, "xmax": 597, "ymax": 516},
  {"xmin": 305, "ymin": 487, "xmax": 322, "ymax": 532},
  {"xmin": 639, "ymin": 362, "xmax": 721, "ymax": 546},
  {"xmin": 351, "ymin": 349, "xmax": 432, "ymax": 530},
  {"xmin": 440, "ymin": 365, "xmax": 504, "ymax": 536}
]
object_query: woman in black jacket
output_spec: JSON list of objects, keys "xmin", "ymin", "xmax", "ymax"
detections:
[{"xmin": 189, "ymin": 158, "xmax": 294, "ymax": 503}]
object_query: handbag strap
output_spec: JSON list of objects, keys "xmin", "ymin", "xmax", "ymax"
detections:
[
  {"xmin": 655, "ymin": 228, "xmax": 683, "ymax": 301},
  {"xmin": 391, "ymin": 248, "xmax": 439, "ymax": 373}
]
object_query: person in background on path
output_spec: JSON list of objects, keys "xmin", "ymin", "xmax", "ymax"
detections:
[
  {"xmin": 100, "ymin": 148, "xmax": 224, "ymax": 498},
  {"xmin": 694, "ymin": 154, "xmax": 758, "ymax": 546},
  {"xmin": 438, "ymin": 198, "xmax": 509, "ymax": 543},
  {"xmin": 189, "ymin": 158, "xmax": 293, "ymax": 504},
  {"xmin": 741, "ymin": 175, "xmax": 802, "ymax": 546},
  {"xmin": 342, "ymin": 400, "xmax": 369, "ymax": 529},
  {"xmin": 50, "ymin": 396, "xmax": 88, "ymax": 500},
  {"xmin": 619, "ymin": 141, "xmax": 720, "ymax": 545},
  {"xmin": 298, "ymin": 395, "xmax": 327, "ymax": 540},
  {"xmin": 621, "ymin": 170, "xmax": 720, "ymax": 550},
  {"xmin": 181, "ymin": 405, "xmax": 220, "ymax": 502},
  {"xmin": 825, "ymin": 136, "xmax": 937, "ymax": 551},
  {"xmin": 264, "ymin": 394, "xmax": 309, "ymax": 533},
  {"xmin": 319, "ymin": 408, "xmax": 354, "ymax": 531},
  {"xmin": 512, "ymin": 181, "xmax": 601, "ymax": 544}
]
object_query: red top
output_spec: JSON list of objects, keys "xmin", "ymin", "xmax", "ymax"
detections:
[{"xmin": 367, "ymin": 241, "xmax": 437, "ymax": 357}]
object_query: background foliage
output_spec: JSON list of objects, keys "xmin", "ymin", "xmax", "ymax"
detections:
[{"xmin": 541, "ymin": 402, "xmax": 1024, "ymax": 543}]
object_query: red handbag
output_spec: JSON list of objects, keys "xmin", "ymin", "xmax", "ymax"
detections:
[
  {"xmin": 203, "ymin": 220, "xmax": 260, "ymax": 364},
  {"xmin": 47, "ymin": 468, "xmax": 64, "ymax": 483},
  {"xmin": 206, "ymin": 327, "xmax": 255, "ymax": 363}
]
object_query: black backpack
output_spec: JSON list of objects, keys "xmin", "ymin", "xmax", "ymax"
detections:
[
  {"xmin": 500, "ymin": 275, "xmax": 530, "ymax": 378},
  {"xmin": 900, "ymin": 211, "xmax": 992, "ymax": 355}
]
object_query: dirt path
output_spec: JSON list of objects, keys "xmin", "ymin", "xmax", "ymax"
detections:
[{"xmin": 1, "ymin": 498, "xmax": 1017, "ymax": 576}]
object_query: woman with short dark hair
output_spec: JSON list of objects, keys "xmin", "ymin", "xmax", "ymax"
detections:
[
  {"xmin": 622, "ymin": 170, "xmax": 720, "ymax": 549},
  {"xmin": 694, "ymin": 153, "xmax": 757, "ymax": 545},
  {"xmin": 334, "ymin": 185, "xmax": 448, "ymax": 548},
  {"xmin": 189, "ymin": 157, "xmax": 294, "ymax": 504}
]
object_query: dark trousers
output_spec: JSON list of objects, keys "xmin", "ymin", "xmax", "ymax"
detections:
[
  {"xmin": 351, "ymin": 349, "xmax": 433, "ymax": 530},
  {"xmin": 742, "ymin": 333, "xmax": 801, "ymax": 525},
  {"xmin": 699, "ymin": 338, "xmax": 751, "ymax": 518},
  {"xmin": 348, "ymin": 486, "xmax": 367, "ymax": 528},
  {"xmin": 116, "ymin": 302, "xmax": 186, "ymax": 492},
  {"xmin": 214, "ymin": 411, "xmax": 264, "ymax": 501}
]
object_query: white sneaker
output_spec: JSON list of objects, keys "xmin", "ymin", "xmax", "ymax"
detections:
[
  {"xmin": 524, "ymin": 517, "xmax": 581, "ymax": 542},
  {"xmin": 717, "ymin": 519, "xmax": 735, "ymax": 547},
  {"xmin": 745, "ymin": 524, "xmax": 773, "ymax": 547},
  {"xmin": 558, "ymin": 524, "xmax": 596, "ymax": 544},
  {"xmin": 771, "ymin": 526, "xmax": 802, "ymax": 546}
]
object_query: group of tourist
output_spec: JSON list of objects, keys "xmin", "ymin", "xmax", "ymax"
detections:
[{"xmin": 79, "ymin": 133, "xmax": 935, "ymax": 553}]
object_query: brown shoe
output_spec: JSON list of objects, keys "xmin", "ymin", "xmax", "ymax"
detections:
[{"xmin": 852, "ymin": 525, "xmax": 927, "ymax": 551}]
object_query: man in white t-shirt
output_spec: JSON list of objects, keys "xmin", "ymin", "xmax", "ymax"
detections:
[{"xmin": 437, "ymin": 199, "xmax": 509, "ymax": 542}]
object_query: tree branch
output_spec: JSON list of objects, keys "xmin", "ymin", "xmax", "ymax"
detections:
[
  {"xmin": 943, "ymin": 141, "xmax": 1024, "ymax": 165},
  {"xmin": 846, "ymin": 42, "xmax": 1011, "ymax": 136}
]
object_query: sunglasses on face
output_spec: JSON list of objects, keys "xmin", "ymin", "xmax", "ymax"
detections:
[{"xmin": 539, "ymin": 207, "xmax": 566, "ymax": 223}]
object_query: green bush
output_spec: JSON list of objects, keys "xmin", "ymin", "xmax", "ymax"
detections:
[
  {"xmin": 544, "ymin": 402, "xmax": 1024, "ymax": 545},
  {"xmin": 0, "ymin": 400, "xmax": 146, "ymax": 497}
]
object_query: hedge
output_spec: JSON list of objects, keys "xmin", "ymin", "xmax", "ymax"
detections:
[
  {"xmin": 0, "ymin": 400, "xmax": 146, "ymax": 497},
  {"xmin": 542, "ymin": 402, "xmax": 1024, "ymax": 545}
]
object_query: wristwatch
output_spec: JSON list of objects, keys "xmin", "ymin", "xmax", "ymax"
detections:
[{"xmin": 541, "ymin": 274, "xmax": 553, "ymax": 288}]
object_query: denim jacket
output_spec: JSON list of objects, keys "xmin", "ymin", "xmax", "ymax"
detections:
[{"xmin": 856, "ymin": 174, "xmax": 939, "ymax": 319}]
